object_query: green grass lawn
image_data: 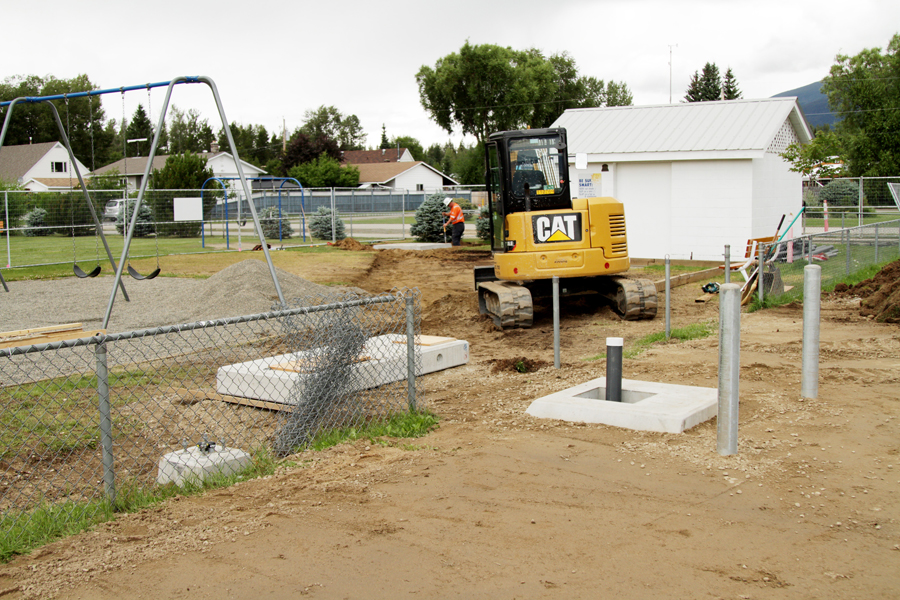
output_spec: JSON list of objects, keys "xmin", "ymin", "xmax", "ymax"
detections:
[{"xmin": 803, "ymin": 213, "xmax": 900, "ymax": 228}]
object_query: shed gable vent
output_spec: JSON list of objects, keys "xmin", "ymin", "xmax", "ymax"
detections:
[{"xmin": 767, "ymin": 119, "xmax": 799, "ymax": 154}]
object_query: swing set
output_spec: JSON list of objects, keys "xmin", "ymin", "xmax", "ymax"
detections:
[{"xmin": 0, "ymin": 76, "xmax": 285, "ymax": 328}]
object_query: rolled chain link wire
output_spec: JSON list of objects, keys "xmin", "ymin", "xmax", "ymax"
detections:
[{"xmin": 0, "ymin": 288, "xmax": 421, "ymax": 548}]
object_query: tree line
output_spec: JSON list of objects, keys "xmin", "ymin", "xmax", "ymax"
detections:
[{"xmin": 2, "ymin": 44, "xmax": 632, "ymax": 189}]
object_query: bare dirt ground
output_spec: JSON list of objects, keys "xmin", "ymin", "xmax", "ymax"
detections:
[{"xmin": 1, "ymin": 248, "xmax": 899, "ymax": 599}]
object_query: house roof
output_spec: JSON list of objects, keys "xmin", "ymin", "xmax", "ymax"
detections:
[
  {"xmin": 25, "ymin": 177, "xmax": 81, "ymax": 190},
  {"xmin": 342, "ymin": 148, "xmax": 410, "ymax": 164},
  {"xmin": 93, "ymin": 151, "xmax": 264, "ymax": 177},
  {"xmin": 356, "ymin": 161, "xmax": 459, "ymax": 186},
  {"xmin": 0, "ymin": 142, "xmax": 59, "ymax": 182},
  {"xmin": 552, "ymin": 98, "xmax": 813, "ymax": 161}
]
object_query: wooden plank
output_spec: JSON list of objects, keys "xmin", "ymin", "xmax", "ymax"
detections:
[
  {"xmin": 695, "ymin": 293, "xmax": 716, "ymax": 303},
  {"xmin": 0, "ymin": 328, "xmax": 106, "ymax": 350},
  {"xmin": 392, "ymin": 335, "xmax": 457, "ymax": 346},
  {"xmin": 0, "ymin": 323, "xmax": 84, "ymax": 339},
  {"xmin": 164, "ymin": 386, "xmax": 292, "ymax": 412}
]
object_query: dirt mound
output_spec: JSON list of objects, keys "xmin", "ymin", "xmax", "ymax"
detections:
[
  {"xmin": 840, "ymin": 259, "xmax": 900, "ymax": 323},
  {"xmin": 489, "ymin": 357, "xmax": 551, "ymax": 373},
  {"xmin": 333, "ymin": 238, "xmax": 374, "ymax": 251},
  {"xmin": 192, "ymin": 259, "xmax": 335, "ymax": 319}
]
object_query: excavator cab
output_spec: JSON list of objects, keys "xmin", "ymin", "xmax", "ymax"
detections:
[{"xmin": 485, "ymin": 129, "xmax": 571, "ymax": 252}]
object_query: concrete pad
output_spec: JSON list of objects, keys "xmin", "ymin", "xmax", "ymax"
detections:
[
  {"xmin": 157, "ymin": 445, "xmax": 252, "ymax": 487},
  {"xmin": 526, "ymin": 377, "xmax": 717, "ymax": 434},
  {"xmin": 372, "ymin": 243, "xmax": 451, "ymax": 250},
  {"xmin": 216, "ymin": 334, "xmax": 468, "ymax": 405}
]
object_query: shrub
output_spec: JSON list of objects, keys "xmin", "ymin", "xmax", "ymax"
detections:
[
  {"xmin": 23, "ymin": 207, "xmax": 49, "ymax": 236},
  {"xmin": 410, "ymin": 193, "xmax": 448, "ymax": 243},
  {"xmin": 476, "ymin": 207, "xmax": 491, "ymax": 243},
  {"xmin": 260, "ymin": 207, "xmax": 294, "ymax": 240},
  {"xmin": 115, "ymin": 200, "xmax": 155, "ymax": 237},
  {"xmin": 820, "ymin": 179, "xmax": 861, "ymax": 207},
  {"xmin": 309, "ymin": 206, "xmax": 345, "ymax": 241}
]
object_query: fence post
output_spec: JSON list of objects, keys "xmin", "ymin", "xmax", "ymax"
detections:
[
  {"xmin": 801, "ymin": 265, "xmax": 821, "ymax": 399},
  {"xmin": 349, "ymin": 190, "xmax": 354, "ymax": 239},
  {"xmin": 875, "ymin": 223, "xmax": 879, "ymax": 264},
  {"xmin": 858, "ymin": 176, "xmax": 864, "ymax": 227},
  {"xmin": 405, "ymin": 293, "xmax": 417, "ymax": 411},
  {"xmin": 402, "ymin": 189, "xmax": 407, "ymax": 240},
  {"xmin": 717, "ymin": 283, "xmax": 741, "ymax": 456},
  {"xmin": 758, "ymin": 242, "xmax": 765, "ymax": 305},
  {"xmin": 665, "ymin": 255, "xmax": 671, "ymax": 339},
  {"xmin": 846, "ymin": 228, "xmax": 851, "ymax": 276},
  {"xmin": 330, "ymin": 188, "xmax": 337, "ymax": 244},
  {"xmin": 552, "ymin": 276, "xmax": 560, "ymax": 369},
  {"xmin": 4, "ymin": 190, "xmax": 10, "ymax": 268},
  {"xmin": 724, "ymin": 245, "xmax": 730, "ymax": 284},
  {"xmin": 95, "ymin": 342, "xmax": 116, "ymax": 502}
]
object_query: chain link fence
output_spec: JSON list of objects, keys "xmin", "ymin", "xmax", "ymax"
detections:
[
  {"xmin": 755, "ymin": 219, "xmax": 900, "ymax": 303},
  {"xmin": 1, "ymin": 186, "xmax": 485, "ymax": 270},
  {"xmin": 0, "ymin": 287, "xmax": 421, "ymax": 551}
]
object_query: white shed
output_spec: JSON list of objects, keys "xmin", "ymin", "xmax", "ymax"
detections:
[{"xmin": 552, "ymin": 98, "xmax": 812, "ymax": 261}]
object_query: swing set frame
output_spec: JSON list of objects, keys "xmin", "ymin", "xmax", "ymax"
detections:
[{"xmin": 0, "ymin": 76, "xmax": 285, "ymax": 328}]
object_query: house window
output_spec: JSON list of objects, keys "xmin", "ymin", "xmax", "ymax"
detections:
[
  {"xmin": 416, "ymin": 184, "xmax": 424, "ymax": 191},
  {"xmin": 51, "ymin": 161, "xmax": 67, "ymax": 173}
]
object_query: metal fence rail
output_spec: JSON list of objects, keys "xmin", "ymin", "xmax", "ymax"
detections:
[
  {"xmin": 757, "ymin": 219, "xmax": 900, "ymax": 303},
  {"xmin": 0, "ymin": 288, "xmax": 421, "ymax": 547}
]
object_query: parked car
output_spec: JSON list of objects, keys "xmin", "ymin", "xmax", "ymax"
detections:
[{"xmin": 104, "ymin": 199, "xmax": 124, "ymax": 222}]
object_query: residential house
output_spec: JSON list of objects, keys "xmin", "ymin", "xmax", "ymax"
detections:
[
  {"xmin": 93, "ymin": 148, "xmax": 266, "ymax": 192},
  {"xmin": 341, "ymin": 148, "xmax": 414, "ymax": 164},
  {"xmin": 552, "ymin": 98, "xmax": 812, "ymax": 261},
  {"xmin": 0, "ymin": 141, "xmax": 91, "ymax": 191}
]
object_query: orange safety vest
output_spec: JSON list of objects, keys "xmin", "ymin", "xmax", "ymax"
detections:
[{"xmin": 446, "ymin": 203, "xmax": 464, "ymax": 225}]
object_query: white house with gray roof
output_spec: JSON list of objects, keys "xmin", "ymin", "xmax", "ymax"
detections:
[
  {"xmin": 552, "ymin": 97, "xmax": 812, "ymax": 261},
  {"xmin": 0, "ymin": 141, "xmax": 91, "ymax": 191}
]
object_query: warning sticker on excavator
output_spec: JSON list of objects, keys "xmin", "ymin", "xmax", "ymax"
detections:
[{"xmin": 532, "ymin": 213, "xmax": 582, "ymax": 243}]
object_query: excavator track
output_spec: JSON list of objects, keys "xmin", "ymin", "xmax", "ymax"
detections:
[
  {"xmin": 605, "ymin": 276, "xmax": 658, "ymax": 320},
  {"xmin": 477, "ymin": 281, "xmax": 534, "ymax": 329}
]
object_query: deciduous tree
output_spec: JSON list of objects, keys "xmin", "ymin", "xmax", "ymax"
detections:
[{"xmin": 299, "ymin": 106, "xmax": 366, "ymax": 151}]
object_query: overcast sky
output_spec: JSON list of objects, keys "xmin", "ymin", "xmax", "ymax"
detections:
[{"xmin": 6, "ymin": 0, "xmax": 899, "ymax": 153}]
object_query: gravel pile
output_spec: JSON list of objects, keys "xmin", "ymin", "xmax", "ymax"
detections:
[{"xmin": 0, "ymin": 260, "xmax": 339, "ymax": 335}]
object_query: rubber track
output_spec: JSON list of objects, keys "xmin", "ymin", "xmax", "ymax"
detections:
[
  {"xmin": 477, "ymin": 281, "xmax": 534, "ymax": 329},
  {"xmin": 609, "ymin": 277, "xmax": 658, "ymax": 320}
]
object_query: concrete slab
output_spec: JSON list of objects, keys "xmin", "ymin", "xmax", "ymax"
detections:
[
  {"xmin": 371, "ymin": 243, "xmax": 451, "ymax": 251},
  {"xmin": 216, "ymin": 334, "xmax": 468, "ymax": 405},
  {"xmin": 526, "ymin": 377, "xmax": 717, "ymax": 434},
  {"xmin": 157, "ymin": 445, "xmax": 252, "ymax": 487}
]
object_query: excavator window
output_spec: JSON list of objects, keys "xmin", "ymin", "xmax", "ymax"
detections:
[{"xmin": 505, "ymin": 135, "xmax": 568, "ymax": 213}]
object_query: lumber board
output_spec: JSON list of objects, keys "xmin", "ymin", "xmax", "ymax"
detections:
[
  {"xmin": 695, "ymin": 293, "xmax": 716, "ymax": 303},
  {"xmin": 0, "ymin": 327, "xmax": 106, "ymax": 350},
  {"xmin": 391, "ymin": 335, "xmax": 457, "ymax": 346},
  {"xmin": 0, "ymin": 323, "xmax": 84, "ymax": 339},
  {"xmin": 164, "ymin": 386, "xmax": 292, "ymax": 412}
]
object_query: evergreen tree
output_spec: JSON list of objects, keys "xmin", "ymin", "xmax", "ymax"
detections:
[
  {"xmin": 722, "ymin": 68, "xmax": 742, "ymax": 100},
  {"xmin": 684, "ymin": 62, "xmax": 739, "ymax": 102},
  {"xmin": 380, "ymin": 124, "xmax": 390, "ymax": 149},
  {"xmin": 125, "ymin": 104, "xmax": 153, "ymax": 156}
]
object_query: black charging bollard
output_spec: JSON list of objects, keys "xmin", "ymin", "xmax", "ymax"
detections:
[{"xmin": 605, "ymin": 337, "xmax": 623, "ymax": 402}]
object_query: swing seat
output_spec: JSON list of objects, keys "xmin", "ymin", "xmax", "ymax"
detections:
[
  {"xmin": 74, "ymin": 264, "xmax": 101, "ymax": 278},
  {"xmin": 127, "ymin": 265, "xmax": 161, "ymax": 280}
]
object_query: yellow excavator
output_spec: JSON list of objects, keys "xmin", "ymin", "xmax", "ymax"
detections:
[{"xmin": 474, "ymin": 127, "xmax": 657, "ymax": 328}]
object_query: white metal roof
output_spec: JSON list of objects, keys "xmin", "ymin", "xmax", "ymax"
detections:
[{"xmin": 552, "ymin": 98, "xmax": 812, "ymax": 162}]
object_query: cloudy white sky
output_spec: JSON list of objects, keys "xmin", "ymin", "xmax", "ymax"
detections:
[{"xmin": 6, "ymin": 0, "xmax": 899, "ymax": 152}]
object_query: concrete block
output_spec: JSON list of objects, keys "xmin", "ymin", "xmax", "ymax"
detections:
[
  {"xmin": 526, "ymin": 377, "xmax": 717, "ymax": 434},
  {"xmin": 216, "ymin": 334, "xmax": 468, "ymax": 405},
  {"xmin": 157, "ymin": 445, "xmax": 252, "ymax": 487}
]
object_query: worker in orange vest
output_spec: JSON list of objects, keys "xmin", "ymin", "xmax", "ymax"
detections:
[{"xmin": 442, "ymin": 196, "xmax": 465, "ymax": 247}]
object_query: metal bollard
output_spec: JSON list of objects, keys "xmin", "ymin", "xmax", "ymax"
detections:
[
  {"xmin": 717, "ymin": 283, "xmax": 741, "ymax": 455},
  {"xmin": 405, "ymin": 294, "xmax": 417, "ymax": 411},
  {"xmin": 758, "ymin": 243, "xmax": 765, "ymax": 305},
  {"xmin": 801, "ymin": 265, "xmax": 821, "ymax": 399},
  {"xmin": 605, "ymin": 337, "xmax": 623, "ymax": 402},
  {"xmin": 553, "ymin": 276, "xmax": 560, "ymax": 369}
]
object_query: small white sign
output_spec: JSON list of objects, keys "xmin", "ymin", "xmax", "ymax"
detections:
[{"xmin": 174, "ymin": 197, "xmax": 203, "ymax": 222}]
